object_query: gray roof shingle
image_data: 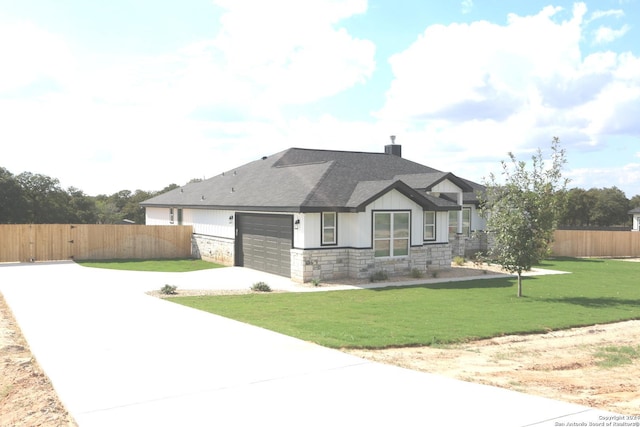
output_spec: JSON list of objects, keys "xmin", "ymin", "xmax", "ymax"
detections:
[{"xmin": 141, "ymin": 147, "xmax": 484, "ymax": 212}]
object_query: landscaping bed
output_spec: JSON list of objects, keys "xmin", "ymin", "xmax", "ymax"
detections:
[{"xmin": 346, "ymin": 320, "xmax": 640, "ymax": 415}]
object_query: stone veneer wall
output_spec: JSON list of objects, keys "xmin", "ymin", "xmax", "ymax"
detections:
[
  {"xmin": 192, "ymin": 234, "xmax": 234, "ymax": 266},
  {"xmin": 291, "ymin": 243, "xmax": 453, "ymax": 283},
  {"xmin": 450, "ymin": 232, "xmax": 490, "ymax": 259}
]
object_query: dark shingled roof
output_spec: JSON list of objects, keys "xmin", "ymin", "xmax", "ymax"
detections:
[{"xmin": 141, "ymin": 147, "xmax": 484, "ymax": 212}]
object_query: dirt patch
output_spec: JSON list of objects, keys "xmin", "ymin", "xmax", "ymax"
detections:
[
  {"xmin": 0, "ymin": 293, "xmax": 77, "ymax": 427},
  {"xmin": 345, "ymin": 320, "xmax": 640, "ymax": 415}
]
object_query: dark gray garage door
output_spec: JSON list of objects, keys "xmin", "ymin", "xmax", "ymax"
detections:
[{"xmin": 235, "ymin": 213, "xmax": 293, "ymax": 277}]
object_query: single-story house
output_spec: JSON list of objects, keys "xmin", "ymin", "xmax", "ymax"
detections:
[
  {"xmin": 141, "ymin": 143, "xmax": 487, "ymax": 282},
  {"xmin": 630, "ymin": 207, "xmax": 640, "ymax": 231}
]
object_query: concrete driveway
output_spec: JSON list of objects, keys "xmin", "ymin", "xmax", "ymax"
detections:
[{"xmin": 0, "ymin": 262, "xmax": 619, "ymax": 426}]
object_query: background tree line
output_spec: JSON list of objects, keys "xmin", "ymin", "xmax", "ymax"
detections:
[
  {"xmin": 1, "ymin": 166, "xmax": 639, "ymax": 226},
  {"xmin": 559, "ymin": 186, "xmax": 640, "ymax": 228},
  {"xmin": 0, "ymin": 166, "xmax": 185, "ymax": 224}
]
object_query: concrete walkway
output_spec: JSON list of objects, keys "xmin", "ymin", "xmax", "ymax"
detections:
[{"xmin": 0, "ymin": 262, "xmax": 619, "ymax": 426}]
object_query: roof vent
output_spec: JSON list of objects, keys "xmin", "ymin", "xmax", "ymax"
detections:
[
  {"xmin": 201, "ymin": 195, "xmax": 205, "ymax": 201},
  {"xmin": 385, "ymin": 135, "xmax": 402, "ymax": 157}
]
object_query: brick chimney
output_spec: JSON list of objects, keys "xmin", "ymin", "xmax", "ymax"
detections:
[{"xmin": 385, "ymin": 135, "xmax": 402, "ymax": 157}]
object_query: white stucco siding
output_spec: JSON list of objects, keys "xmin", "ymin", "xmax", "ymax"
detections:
[
  {"xmin": 340, "ymin": 213, "xmax": 364, "ymax": 246},
  {"xmin": 434, "ymin": 211, "xmax": 449, "ymax": 243},
  {"xmin": 296, "ymin": 212, "xmax": 362, "ymax": 248},
  {"xmin": 190, "ymin": 209, "xmax": 235, "ymax": 238},
  {"xmin": 296, "ymin": 213, "xmax": 320, "ymax": 248},
  {"xmin": 144, "ymin": 207, "xmax": 235, "ymax": 237},
  {"xmin": 431, "ymin": 180, "xmax": 463, "ymax": 193},
  {"xmin": 145, "ymin": 207, "xmax": 171, "ymax": 225}
]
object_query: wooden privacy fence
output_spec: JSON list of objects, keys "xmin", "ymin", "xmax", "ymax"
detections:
[
  {"xmin": 0, "ymin": 224, "xmax": 193, "ymax": 263},
  {"xmin": 551, "ymin": 230, "xmax": 640, "ymax": 258}
]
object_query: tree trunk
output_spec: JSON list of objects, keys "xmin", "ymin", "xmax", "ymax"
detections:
[{"xmin": 517, "ymin": 272, "xmax": 523, "ymax": 297}]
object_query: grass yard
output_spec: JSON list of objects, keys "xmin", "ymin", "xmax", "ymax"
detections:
[
  {"xmin": 76, "ymin": 258, "xmax": 224, "ymax": 272},
  {"xmin": 169, "ymin": 258, "xmax": 640, "ymax": 349}
]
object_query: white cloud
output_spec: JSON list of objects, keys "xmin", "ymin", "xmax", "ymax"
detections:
[
  {"xmin": 0, "ymin": 1, "xmax": 377, "ymax": 194},
  {"xmin": 593, "ymin": 24, "xmax": 630, "ymax": 44},
  {"xmin": 0, "ymin": 20, "xmax": 76, "ymax": 94},
  {"xmin": 568, "ymin": 162, "xmax": 640, "ymax": 196},
  {"xmin": 210, "ymin": 0, "xmax": 374, "ymax": 106},
  {"xmin": 375, "ymin": 2, "xmax": 640, "ymax": 163},
  {"xmin": 588, "ymin": 9, "xmax": 624, "ymax": 22}
]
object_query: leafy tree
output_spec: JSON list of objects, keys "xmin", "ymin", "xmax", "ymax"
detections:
[
  {"xmin": 480, "ymin": 137, "xmax": 568, "ymax": 297},
  {"xmin": 16, "ymin": 172, "xmax": 71, "ymax": 223},
  {"xmin": 588, "ymin": 187, "xmax": 630, "ymax": 226},
  {"xmin": 1, "ymin": 165, "xmax": 186, "ymax": 224},
  {"xmin": 67, "ymin": 187, "xmax": 98, "ymax": 223},
  {"xmin": 94, "ymin": 197, "xmax": 121, "ymax": 224},
  {"xmin": 0, "ymin": 167, "xmax": 26, "ymax": 223},
  {"xmin": 121, "ymin": 190, "xmax": 154, "ymax": 224},
  {"xmin": 630, "ymin": 195, "xmax": 640, "ymax": 210},
  {"xmin": 559, "ymin": 188, "xmax": 593, "ymax": 226}
]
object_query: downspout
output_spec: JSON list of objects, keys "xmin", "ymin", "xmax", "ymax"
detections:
[{"xmin": 457, "ymin": 192, "xmax": 463, "ymax": 235}]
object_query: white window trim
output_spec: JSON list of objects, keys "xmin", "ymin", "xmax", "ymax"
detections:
[
  {"xmin": 321, "ymin": 212, "xmax": 337, "ymax": 245},
  {"xmin": 373, "ymin": 211, "xmax": 410, "ymax": 258},
  {"xmin": 424, "ymin": 211, "xmax": 436, "ymax": 241},
  {"xmin": 449, "ymin": 207, "xmax": 471, "ymax": 238}
]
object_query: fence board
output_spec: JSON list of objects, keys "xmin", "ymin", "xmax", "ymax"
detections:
[
  {"xmin": 0, "ymin": 224, "xmax": 192, "ymax": 263},
  {"xmin": 552, "ymin": 230, "xmax": 640, "ymax": 258}
]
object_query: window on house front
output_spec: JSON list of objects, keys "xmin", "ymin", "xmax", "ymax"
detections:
[
  {"xmin": 449, "ymin": 208, "xmax": 471, "ymax": 238},
  {"xmin": 177, "ymin": 208, "xmax": 183, "ymax": 225},
  {"xmin": 169, "ymin": 208, "xmax": 174, "ymax": 224},
  {"xmin": 322, "ymin": 212, "xmax": 337, "ymax": 245},
  {"xmin": 424, "ymin": 211, "xmax": 436, "ymax": 241},
  {"xmin": 374, "ymin": 211, "xmax": 409, "ymax": 257}
]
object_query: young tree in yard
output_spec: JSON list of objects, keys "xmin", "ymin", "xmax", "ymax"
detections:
[{"xmin": 480, "ymin": 137, "xmax": 569, "ymax": 297}]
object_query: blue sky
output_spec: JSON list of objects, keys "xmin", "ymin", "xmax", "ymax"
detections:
[{"xmin": 1, "ymin": 0, "xmax": 639, "ymax": 197}]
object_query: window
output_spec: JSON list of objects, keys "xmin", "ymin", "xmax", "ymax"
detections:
[
  {"xmin": 374, "ymin": 211, "xmax": 409, "ymax": 257},
  {"xmin": 449, "ymin": 208, "xmax": 471, "ymax": 238},
  {"xmin": 177, "ymin": 209, "xmax": 183, "ymax": 225},
  {"xmin": 424, "ymin": 211, "xmax": 436, "ymax": 241},
  {"xmin": 169, "ymin": 208, "xmax": 174, "ymax": 224},
  {"xmin": 322, "ymin": 212, "xmax": 337, "ymax": 245}
]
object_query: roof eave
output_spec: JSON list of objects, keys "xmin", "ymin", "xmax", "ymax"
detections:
[
  {"xmin": 353, "ymin": 180, "xmax": 460, "ymax": 212},
  {"xmin": 424, "ymin": 173, "xmax": 475, "ymax": 193}
]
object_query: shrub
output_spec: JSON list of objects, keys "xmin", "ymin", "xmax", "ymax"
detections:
[
  {"xmin": 472, "ymin": 252, "xmax": 486, "ymax": 267},
  {"xmin": 430, "ymin": 270, "xmax": 439, "ymax": 278},
  {"xmin": 160, "ymin": 284, "xmax": 178, "ymax": 295},
  {"xmin": 411, "ymin": 268, "xmax": 424, "ymax": 279},
  {"xmin": 251, "ymin": 282, "xmax": 272, "ymax": 292},
  {"xmin": 453, "ymin": 256, "xmax": 465, "ymax": 266},
  {"xmin": 369, "ymin": 270, "xmax": 389, "ymax": 282},
  {"xmin": 311, "ymin": 278, "xmax": 321, "ymax": 287}
]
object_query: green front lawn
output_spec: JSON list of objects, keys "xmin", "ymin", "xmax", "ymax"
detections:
[
  {"xmin": 169, "ymin": 258, "xmax": 640, "ymax": 348},
  {"xmin": 76, "ymin": 258, "xmax": 225, "ymax": 272}
]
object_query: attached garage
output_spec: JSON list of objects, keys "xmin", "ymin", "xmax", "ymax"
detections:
[{"xmin": 235, "ymin": 213, "xmax": 293, "ymax": 277}]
